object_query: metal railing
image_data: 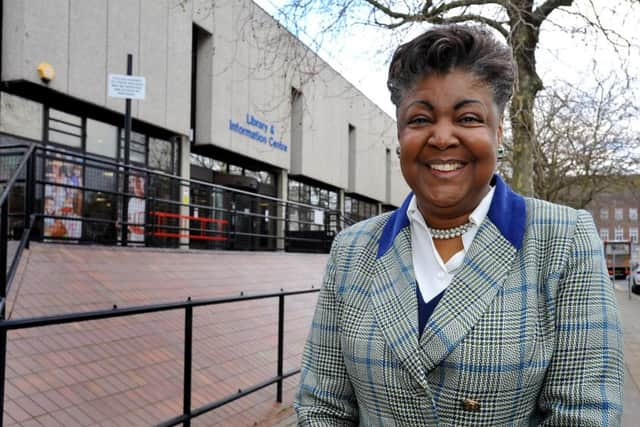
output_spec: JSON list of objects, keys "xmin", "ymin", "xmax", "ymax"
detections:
[
  {"xmin": 0, "ymin": 142, "xmax": 332, "ymax": 425},
  {"xmin": 0, "ymin": 142, "xmax": 38, "ymax": 423},
  {"xmin": 0, "ymin": 143, "xmax": 37, "ymax": 296},
  {"xmin": 0, "ymin": 141, "xmax": 355, "ymax": 252},
  {"xmin": 0, "ymin": 287, "xmax": 319, "ymax": 426}
]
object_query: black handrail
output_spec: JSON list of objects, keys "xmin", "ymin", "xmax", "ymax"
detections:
[
  {"xmin": 0, "ymin": 287, "xmax": 320, "ymax": 426},
  {"xmin": 0, "ymin": 144, "xmax": 34, "ymax": 206},
  {"xmin": 0, "ymin": 142, "xmax": 37, "ymax": 424},
  {"xmin": 0, "ymin": 144, "xmax": 37, "ymax": 294}
]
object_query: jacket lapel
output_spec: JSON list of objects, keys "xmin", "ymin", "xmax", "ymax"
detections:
[
  {"xmin": 418, "ymin": 220, "xmax": 516, "ymax": 371},
  {"xmin": 372, "ymin": 175, "xmax": 527, "ymax": 382},
  {"xmin": 418, "ymin": 175, "xmax": 527, "ymax": 372},
  {"xmin": 371, "ymin": 196, "xmax": 427, "ymax": 388}
]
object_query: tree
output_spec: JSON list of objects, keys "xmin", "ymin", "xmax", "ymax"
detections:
[
  {"xmin": 499, "ymin": 74, "xmax": 640, "ymax": 208},
  {"xmin": 275, "ymin": 0, "xmax": 638, "ymax": 196}
]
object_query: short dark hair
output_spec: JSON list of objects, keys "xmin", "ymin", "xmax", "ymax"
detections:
[{"xmin": 387, "ymin": 25, "xmax": 515, "ymax": 115}]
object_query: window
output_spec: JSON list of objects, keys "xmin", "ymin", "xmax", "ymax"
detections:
[
  {"xmin": 148, "ymin": 137, "xmax": 173, "ymax": 173},
  {"xmin": 615, "ymin": 227, "xmax": 624, "ymax": 240},
  {"xmin": 47, "ymin": 107, "xmax": 178, "ymax": 174},
  {"xmin": 630, "ymin": 208, "xmax": 638, "ymax": 221},
  {"xmin": 229, "ymin": 164, "xmax": 243, "ymax": 176},
  {"xmin": 630, "ymin": 227, "xmax": 638, "ymax": 243},
  {"xmin": 241, "ymin": 168, "xmax": 274, "ymax": 184},
  {"xmin": 600, "ymin": 228, "xmax": 609, "ymax": 241},
  {"xmin": 190, "ymin": 153, "xmax": 226, "ymax": 172},
  {"xmin": 86, "ymin": 119, "xmax": 117, "ymax": 158},
  {"xmin": 120, "ymin": 131, "xmax": 146, "ymax": 165},
  {"xmin": 287, "ymin": 178, "xmax": 338, "ymax": 232},
  {"xmin": 288, "ymin": 180, "xmax": 300, "ymax": 202},
  {"xmin": 310, "ymin": 187, "xmax": 319, "ymax": 205},
  {"xmin": 329, "ymin": 192, "xmax": 338, "ymax": 210},
  {"xmin": 48, "ymin": 109, "xmax": 82, "ymax": 148},
  {"xmin": 344, "ymin": 195, "xmax": 378, "ymax": 223},
  {"xmin": 600, "ymin": 208, "xmax": 608, "ymax": 220},
  {"xmin": 615, "ymin": 208, "xmax": 623, "ymax": 221},
  {"xmin": 348, "ymin": 124, "xmax": 356, "ymax": 190}
]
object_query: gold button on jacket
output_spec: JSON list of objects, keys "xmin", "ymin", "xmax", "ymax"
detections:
[{"xmin": 462, "ymin": 399, "xmax": 481, "ymax": 412}]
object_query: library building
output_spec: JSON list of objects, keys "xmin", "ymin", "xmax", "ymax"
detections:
[{"xmin": 0, "ymin": 0, "xmax": 408, "ymax": 252}]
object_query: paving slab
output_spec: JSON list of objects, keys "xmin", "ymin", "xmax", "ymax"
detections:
[
  {"xmin": 613, "ymin": 283, "xmax": 640, "ymax": 426},
  {"xmin": 3, "ymin": 243, "xmax": 328, "ymax": 426}
]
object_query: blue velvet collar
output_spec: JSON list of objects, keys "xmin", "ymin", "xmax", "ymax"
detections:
[{"xmin": 377, "ymin": 175, "xmax": 526, "ymax": 259}]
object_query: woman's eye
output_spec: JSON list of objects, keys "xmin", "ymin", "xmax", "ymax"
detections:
[
  {"xmin": 408, "ymin": 116, "xmax": 430, "ymax": 125},
  {"xmin": 459, "ymin": 115, "xmax": 481, "ymax": 123}
]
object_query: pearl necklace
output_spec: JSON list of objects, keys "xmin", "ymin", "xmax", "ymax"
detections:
[{"xmin": 427, "ymin": 221, "xmax": 473, "ymax": 240}]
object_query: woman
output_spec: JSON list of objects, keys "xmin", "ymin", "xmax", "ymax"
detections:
[{"xmin": 295, "ymin": 25, "xmax": 624, "ymax": 425}]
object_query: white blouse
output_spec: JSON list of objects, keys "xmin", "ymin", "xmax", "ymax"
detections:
[{"xmin": 407, "ymin": 186, "xmax": 495, "ymax": 303}]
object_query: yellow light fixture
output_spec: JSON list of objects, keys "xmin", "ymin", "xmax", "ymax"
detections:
[{"xmin": 37, "ymin": 62, "xmax": 55, "ymax": 83}]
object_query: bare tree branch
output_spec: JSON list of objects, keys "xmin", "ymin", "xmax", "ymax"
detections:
[
  {"xmin": 533, "ymin": 0, "xmax": 574, "ymax": 25},
  {"xmin": 363, "ymin": 0, "xmax": 509, "ymax": 36},
  {"xmin": 426, "ymin": 13, "xmax": 509, "ymax": 37},
  {"xmin": 273, "ymin": 0, "xmax": 640, "ymax": 196},
  {"xmin": 426, "ymin": 0, "xmax": 507, "ymax": 17}
]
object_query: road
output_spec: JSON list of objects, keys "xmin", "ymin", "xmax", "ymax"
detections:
[{"xmin": 613, "ymin": 280, "xmax": 640, "ymax": 425}]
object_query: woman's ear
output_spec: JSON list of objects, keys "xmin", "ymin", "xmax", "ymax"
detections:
[{"xmin": 496, "ymin": 124, "xmax": 504, "ymax": 159}]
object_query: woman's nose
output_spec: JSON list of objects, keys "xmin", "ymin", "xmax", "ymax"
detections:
[{"xmin": 427, "ymin": 123, "xmax": 459, "ymax": 150}]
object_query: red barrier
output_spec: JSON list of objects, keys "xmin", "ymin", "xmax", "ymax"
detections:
[{"xmin": 150, "ymin": 211, "xmax": 228, "ymax": 241}]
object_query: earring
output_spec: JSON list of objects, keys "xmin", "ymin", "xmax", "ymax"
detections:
[
  {"xmin": 497, "ymin": 146, "xmax": 505, "ymax": 160},
  {"xmin": 396, "ymin": 145, "xmax": 401, "ymax": 158}
]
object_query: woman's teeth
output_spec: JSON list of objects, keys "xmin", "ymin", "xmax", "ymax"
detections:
[{"xmin": 429, "ymin": 162, "xmax": 464, "ymax": 171}]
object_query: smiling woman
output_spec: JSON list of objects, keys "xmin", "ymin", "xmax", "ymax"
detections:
[
  {"xmin": 296, "ymin": 24, "xmax": 624, "ymax": 426},
  {"xmin": 396, "ymin": 70, "xmax": 501, "ymax": 233}
]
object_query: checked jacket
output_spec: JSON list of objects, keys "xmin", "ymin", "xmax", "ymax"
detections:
[{"xmin": 295, "ymin": 175, "xmax": 624, "ymax": 426}]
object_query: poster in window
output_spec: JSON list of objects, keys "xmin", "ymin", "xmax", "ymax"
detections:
[
  {"xmin": 44, "ymin": 156, "xmax": 83, "ymax": 239},
  {"xmin": 128, "ymin": 175, "xmax": 146, "ymax": 242}
]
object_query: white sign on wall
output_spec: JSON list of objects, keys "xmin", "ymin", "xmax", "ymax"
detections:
[
  {"xmin": 108, "ymin": 74, "xmax": 146, "ymax": 99},
  {"xmin": 314, "ymin": 209, "xmax": 324, "ymax": 226}
]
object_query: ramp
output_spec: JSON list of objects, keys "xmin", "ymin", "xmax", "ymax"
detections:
[{"xmin": 3, "ymin": 243, "xmax": 328, "ymax": 426}]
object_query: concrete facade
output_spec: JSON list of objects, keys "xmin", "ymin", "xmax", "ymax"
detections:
[
  {"xmin": 2, "ymin": 0, "xmax": 192, "ymax": 136},
  {"xmin": 193, "ymin": 0, "xmax": 406, "ymax": 205},
  {"xmin": 0, "ymin": 0, "xmax": 408, "ymax": 218}
]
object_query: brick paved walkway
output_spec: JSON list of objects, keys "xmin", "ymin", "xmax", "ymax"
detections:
[
  {"xmin": 612, "ymin": 283, "xmax": 640, "ymax": 425},
  {"xmin": 3, "ymin": 243, "xmax": 328, "ymax": 426}
]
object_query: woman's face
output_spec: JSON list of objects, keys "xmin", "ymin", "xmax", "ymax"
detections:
[{"xmin": 396, "ymin": 69, "xmax": 502, "ymax": 227}]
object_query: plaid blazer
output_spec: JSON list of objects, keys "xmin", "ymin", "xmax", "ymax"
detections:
[{"xmin": 295, "ymin": 176, "xmax": 624, "ymax": 426}]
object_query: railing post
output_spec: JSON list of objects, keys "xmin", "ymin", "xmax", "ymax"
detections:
[
  {"xmin": 277, "ymin": 293, "xmax": 285, "ymax": 402},
  {"xmin": 0, "ymin": 320, "xmax": 6, "ymax": 427},
  {"xmin": 183, "ymin": 300, "xmax": 193, "ymax": 427},
  {"xmin": 283, "ymin": 203, "xmax": 288, "ymax": 252},
  {"xmin": 144, "ymin": 171, "xmax": 150, "ymax": 248},
  {"xmin": 1, "ymin": 202, "xmax": 8, "ymax": 298},
  {"xmin": 0, "ymin": 200, "xmax": 8, "ymax": 426},
  {"xmin": 24, "ymin": 149, "xmax": 35, "ymax": 250}
]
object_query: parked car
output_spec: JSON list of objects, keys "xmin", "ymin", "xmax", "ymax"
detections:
[{"xmin": 631, "ymin": 262, "xmax": 640, "ymax": 294}]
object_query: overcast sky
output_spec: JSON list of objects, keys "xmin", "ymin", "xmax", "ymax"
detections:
[{"xmin": 253, "ymin": 0, "xmax": 640, "ymax": 118}]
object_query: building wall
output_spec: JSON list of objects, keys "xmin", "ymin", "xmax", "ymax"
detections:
[
  {"xmin": 195, "ymin": 0, "xmax": 408, "ymax": 202},
  {"xmin": 2, "ymin": 0, "xmax": 193, "ymax": 135},
  {"xmin": 587, "ymin": 188, "xmax": 640, "ymax": 261},
  {"xmin": 205, "ymin": 0, "xmax": 293, "ymax": 171},
  {"xmin": 1, "ymin": 0, "xmax": 410, "ymax": 208}
]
